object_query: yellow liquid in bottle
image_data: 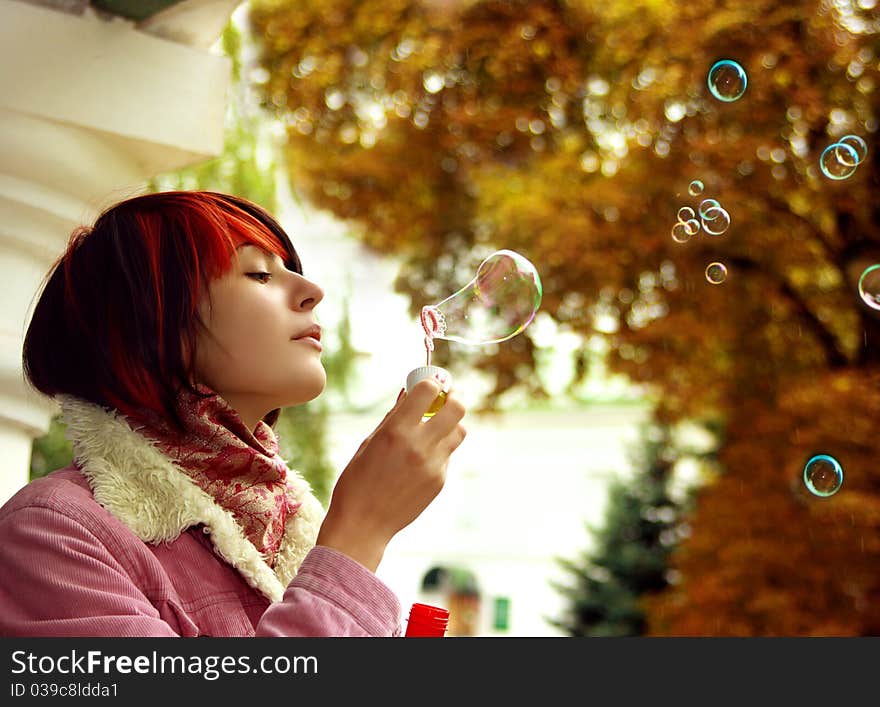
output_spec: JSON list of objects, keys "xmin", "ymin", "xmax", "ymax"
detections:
[{"xmin": 422, "ymin": 390, "xmax": 448, "ymax": 419}]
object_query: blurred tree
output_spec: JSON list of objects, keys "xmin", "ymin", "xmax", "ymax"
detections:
[
  {"xmin": 551, "ymin": 422, "xmax": 681, "ymax": 636},
  {"xmin": 248, "ymin": 0, "xmax": 880, "ymax": 632},
  {"xmin": 30, "ymin": 418, "xmax": 74, "ymax": 482},
  {"xmin": 319, "ymin": 287, "xmax": 359, "ymax": 409}
]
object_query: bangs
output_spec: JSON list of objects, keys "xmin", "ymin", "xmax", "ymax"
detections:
[
  {"xmin": 201, "ymin": 204, "xmax": 299, "ymax": 279},
  {"xmin": 201, "ymin": 202, "xmax": 298, "ymax": 279},
  {"xmin": 229, "ymin": 215, "xmax": 291, "ymax": 268}
]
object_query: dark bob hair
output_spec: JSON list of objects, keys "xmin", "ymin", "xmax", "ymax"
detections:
[{"xmin": 23, "ymin": 190, "xmax": 302, "ymax": 431}]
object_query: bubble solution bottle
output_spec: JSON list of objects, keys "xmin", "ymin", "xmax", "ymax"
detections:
[{"xmin": 404, "ymin": 603, "xmax": 450, "ymax": 637}]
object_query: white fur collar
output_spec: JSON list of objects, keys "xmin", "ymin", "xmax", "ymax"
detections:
[{"xmin": 57, "ymin": 395, "xmax": 325, "ymax": 604}]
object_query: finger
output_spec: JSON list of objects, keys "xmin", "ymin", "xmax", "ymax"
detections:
[
  {"xmin": 439, "ymin": 424, "xmax": 467, "ymax": 456},
  {"xmin": 421, "ymin": 393, "xmax": 466, "ymax": 444},
  {"xmin": 397, "ymin": 378, "xmax": 444, "ymax": 423}
]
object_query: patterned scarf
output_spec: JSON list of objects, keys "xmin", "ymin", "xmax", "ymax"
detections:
[{"xmin": 127, "ymin": 385, "xmax": 301, "ymax": 566}]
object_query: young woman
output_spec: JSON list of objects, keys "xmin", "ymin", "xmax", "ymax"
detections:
[{"xmin": 0, "ymin": 190, "xmax": 467, "ymax": 637}]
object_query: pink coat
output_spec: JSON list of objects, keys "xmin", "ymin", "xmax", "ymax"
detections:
[{"xmin": 0, "ymin": 397, "xmax": 402, "ymax": 637}]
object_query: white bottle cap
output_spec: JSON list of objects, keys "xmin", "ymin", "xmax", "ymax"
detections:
[{"xmin": 405, "ymin": 365, "xmax": 452, "ymax": 394}]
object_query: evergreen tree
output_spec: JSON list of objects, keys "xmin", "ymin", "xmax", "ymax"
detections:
[{"xmin": 551, "ymin": 423, "xmax": 682, "ymax": 636}]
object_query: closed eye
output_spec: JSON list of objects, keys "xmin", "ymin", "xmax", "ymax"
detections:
[{"xmin": 246, "ymin": 272, "xmax": 272, "ymax": 283}]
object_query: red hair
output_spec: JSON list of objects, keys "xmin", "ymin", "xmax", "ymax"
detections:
[{"xmin": 23, "ymin": 191, "xmax": 301, "ymax": 431}]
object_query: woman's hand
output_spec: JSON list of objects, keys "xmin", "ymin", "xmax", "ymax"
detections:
[{"xmin": 315, "ymin": 379, "xmax": 467, "ymax": 572}]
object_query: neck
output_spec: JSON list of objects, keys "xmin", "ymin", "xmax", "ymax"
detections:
[{"xmin": 213, "ymin": 395, "xmax": 270, "ymax": 434}]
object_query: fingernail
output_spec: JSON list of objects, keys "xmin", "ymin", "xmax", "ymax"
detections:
[{"xmin": 396, "ymin": 388, "xmax": 406, "ymax": 402}]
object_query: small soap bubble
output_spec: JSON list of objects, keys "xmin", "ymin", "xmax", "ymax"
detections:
[
  {"xmin": 820, "ymin": 142, "xmax": 860, "ymax": 179},
  {"xmin": 705, "ymin": 262, "xmax": 728, "ymax": 284},
  {"xmin": 858, "ymin": 264, "xmax": 880, "ymax": 310},
  {"xmin": 677, "ymin": 206, "xmax": 696, "ymax": 221},
  {"xmin": 707, "ymin": 60, "xmax": 747, "ymax": 102},
  {"xmin": 671, "ymin": 221, "xmax": 693, "ymax": 243},
  {"xmin": 803, "ymin": 454, "xmax": 844, "ymax": 497},
  {"xmin": 838, "ymin": 134, "xmax": 868, "ymax": 165},
  {"xmin": 701, "ymin": 206, "xmax": 731, "ymax": 236},
  {"xmin": 698, "ymin": 199, "xmax": 721, "ymax": 219},
  {"xmin": 688, "ymin": 180, "xmax": 705, "ymax": 196},
  {"xmin": 683, "ymin": 218, "xmax": 701, "ymax": 236}
]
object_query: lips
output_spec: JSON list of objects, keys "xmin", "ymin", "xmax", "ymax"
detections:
[{"xmin": 292, "ymin": 324, "xmax": 321, "ymax": 342}]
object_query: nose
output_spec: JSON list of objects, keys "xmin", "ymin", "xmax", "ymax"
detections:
[{"xmin": 291, "ymin": 273, "xmax": 324, "ymax": 311}]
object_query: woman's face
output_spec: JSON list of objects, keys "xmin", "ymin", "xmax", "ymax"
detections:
[{"xmin": 192, "ymin": 244, "xmax": 326, "ymax": 430}]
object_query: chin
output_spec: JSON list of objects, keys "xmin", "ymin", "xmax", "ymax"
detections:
[
  {"xmin": 304, "ymin": 379, "xmax": 327, "ymax": 403},
  {"xmin": 283, "ymin": 374, "xmax": 327, "ymax": 407}
]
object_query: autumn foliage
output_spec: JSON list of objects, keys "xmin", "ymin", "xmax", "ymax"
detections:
[{"xmin": 248, "ymin": 0, "xmax": 880, "ymax": 634}]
